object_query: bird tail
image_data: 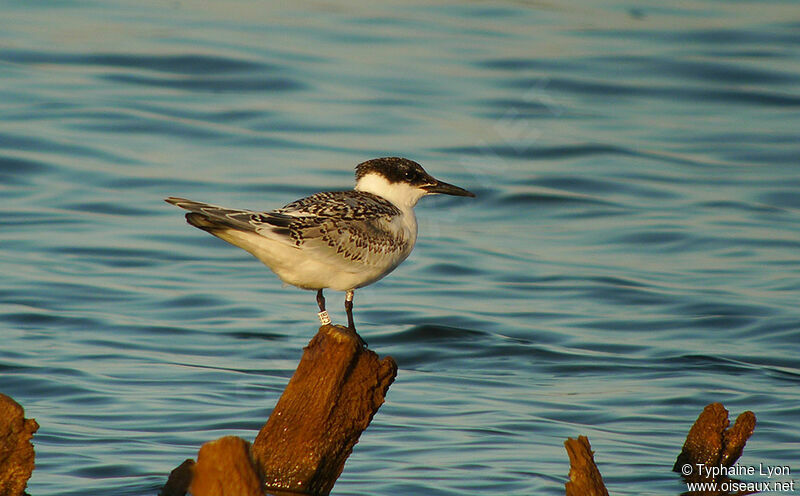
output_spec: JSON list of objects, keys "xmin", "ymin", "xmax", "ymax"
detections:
[{"xmin": 165, "ymin": 197, "xmax": 258, "ymax": 233}]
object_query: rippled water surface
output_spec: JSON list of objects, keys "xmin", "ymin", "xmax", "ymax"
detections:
[{"xmin": 2, "ymin": 1, "xmax": 799, "ymax": 495}]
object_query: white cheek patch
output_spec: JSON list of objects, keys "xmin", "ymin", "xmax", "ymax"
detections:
[{"xmin": 355, "ymin": 173, "xmax": 427, "ymax": 208}]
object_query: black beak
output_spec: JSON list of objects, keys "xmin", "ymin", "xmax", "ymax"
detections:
[{"xmin": 422, "ymin": 179, "xmax": 476, "ymax": 197}]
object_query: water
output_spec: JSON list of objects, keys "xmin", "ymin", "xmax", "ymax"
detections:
[{"xmin": 2, "ymin": 1, "xmax": 799, "ymax": 495}]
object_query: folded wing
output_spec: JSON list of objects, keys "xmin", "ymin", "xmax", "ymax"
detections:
[{"xmin": 165, "ymin": 192, "xmax": 410, "ymax": 270}]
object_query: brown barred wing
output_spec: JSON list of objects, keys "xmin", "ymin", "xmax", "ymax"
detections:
[
  {"xmin": 254, "ymin": 191, "xmax": 410, "ymax": 268},
  {"xmin": 287, "ymin": 214, "xmax": 409, "ymax": 268}
]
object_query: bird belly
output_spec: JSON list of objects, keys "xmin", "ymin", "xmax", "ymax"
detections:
[{"xmin": 213, "ymin": 229, "xmax": 407, "ymax": 291}]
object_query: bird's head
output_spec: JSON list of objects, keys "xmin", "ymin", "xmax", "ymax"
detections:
[{"xmin": 354, "ymin": 157, "xmax": 475, "ymax": 208}]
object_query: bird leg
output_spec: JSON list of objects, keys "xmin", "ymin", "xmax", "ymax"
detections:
[
  {"xmin": 344, "ymin": 290, "xmax": 367, "ymax": 347},
  {"xmin": 317, "ymin": 289, "xmax": 331, "ymax": 325},
  {"xmin": 344, "ymin": 290, "xmax": 355, "ymax": 330}
]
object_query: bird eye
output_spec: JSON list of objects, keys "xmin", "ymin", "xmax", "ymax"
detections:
[{"xmin": 404, "ymin": 170, "xmax": 417, "ymax": 181}]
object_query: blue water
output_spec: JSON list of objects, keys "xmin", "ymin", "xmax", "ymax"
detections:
[{"xmin": 2, "ymin": 1, "xmax": 799, "ymax": 495}]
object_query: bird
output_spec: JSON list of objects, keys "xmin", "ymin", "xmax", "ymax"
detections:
[{"xmin": 165, "ymin": 157, "xmax": 475, "ymax": 335}]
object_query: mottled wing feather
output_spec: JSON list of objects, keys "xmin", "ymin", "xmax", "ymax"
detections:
[
  {"xmin": 255, "ymin": 191, "xmax": 409, "ymax": 268},
  {"xmin": 275, "ymin": 191, "xmax": 397, "ymax": 218}
]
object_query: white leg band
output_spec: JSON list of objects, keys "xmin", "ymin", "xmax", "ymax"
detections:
[{"xmin": 318, "ymin": 310, "xmax": 331, "ymax": 325}]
